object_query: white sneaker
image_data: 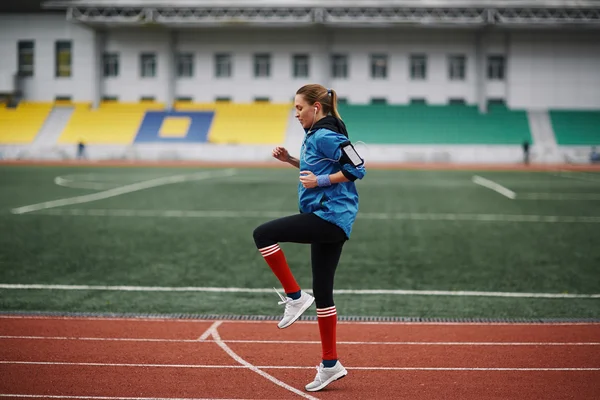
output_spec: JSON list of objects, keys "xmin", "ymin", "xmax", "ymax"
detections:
[
  {"xmin": 274, "ymin": 288, "xmax": 314, "ymax": 329},
  {"xmin": 305, "ymin": 361, "xmax": 348, "ymax": 392}
]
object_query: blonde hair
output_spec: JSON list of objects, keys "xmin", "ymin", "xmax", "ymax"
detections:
[{"xmin": 296, "ymin": 84, "xmax": 342, "ymax": 120}]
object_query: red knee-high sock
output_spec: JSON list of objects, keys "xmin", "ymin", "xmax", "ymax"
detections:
[
  {"xmin": 317, "ymin": 306, "xmax": 338, "ymax": 361},
  {"xmin": 259, "ymin": 244, "xmax": 300, "ymax": 294}
]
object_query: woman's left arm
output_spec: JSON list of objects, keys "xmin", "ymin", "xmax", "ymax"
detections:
[{"xmin": 299, "ymin": 170, "xmax": 349, "ymax": 189}]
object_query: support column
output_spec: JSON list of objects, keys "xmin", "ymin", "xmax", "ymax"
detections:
[
  {"xmin": 166, "ymin": 30, "xmax": 176, "ymax": 110},
  {"xmin": 475, "ymin": 30, "xmax": 487, "ymax": 114},
  {"xmin": 93, "ymin": 30, "xmax": 106, "ymax": 109}
]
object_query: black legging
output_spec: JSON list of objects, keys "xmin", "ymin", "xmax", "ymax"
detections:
[{"xmin": 253, "ymin": 213, "xmax": 346, "ymax": 309}]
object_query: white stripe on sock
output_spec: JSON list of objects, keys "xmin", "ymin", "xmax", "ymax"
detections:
[
  {"xmin": 259, "ymin": 244, "xmax": 279, "ymax": 252},
  {"xmin": 317, "ymin": 306, "xmax": 336, "ymax": 313},
  {"xmin": 317, "ymin": 311, "xmax": 337, "ymax": 318},
  {"xmin": 260, "ymin": 247, "xmax": 281, "ymax": 257}
]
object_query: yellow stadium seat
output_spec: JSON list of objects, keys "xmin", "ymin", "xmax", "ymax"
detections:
[
  {"xmin": 208, "ymin": 103, "xmax": 291, "ymax": 144},
  {"xmin": 0, "ymin": 102, "xmax": 53, "ymax": 144},
  {"xmin": 174, "ymin": 102, "xmax": 291, "ymax": 144},
  {"xmin": 58, "ymin": 102, "xmax": 165, "ymax": 144}
]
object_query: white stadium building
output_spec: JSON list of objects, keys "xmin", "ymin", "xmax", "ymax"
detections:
[{"xmin": 0, "ymin": 0, "xmax": 599, "ymax": 163}]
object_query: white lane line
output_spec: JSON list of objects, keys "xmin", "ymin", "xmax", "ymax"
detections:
[
  {"xmin": 0, "ymin": 361, "xmax": 597, "ymax": 371},
  {"xmin": 0, "ymin": 395, "xmax": 251, "ymax": 400},
  {"xmin": 24, "ymin": 208, "xmax": 600, "ymax": 223},
  {"xmin": 472, "ymin": 175, "xmax": 516, "ymax": 199},
  {"xmin": 11, "ymin": 169, "xmax": 237, "ymax": 215},
  {"xmin": 1, "ymin": 336, "xmax": 598, "ymax": 346},
  {"xmin": 0, "ymin": 284, "xmax": 597, "ymax": 299},
  {"xmin": 204, "ymin": 323, "xmax": 318, "ymax": 400},
  {"xmin": 1, "ymin": 315, "xmax": 597, "ymax": 326}
]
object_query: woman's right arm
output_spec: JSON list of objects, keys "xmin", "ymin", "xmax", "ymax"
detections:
[{"xmin": 273, "ymin": 147, "xmax": 300, "ymax": 169}]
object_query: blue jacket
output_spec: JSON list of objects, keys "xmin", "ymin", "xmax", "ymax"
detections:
[{"xmin": 298, "ymin": 116, "xmax": 366, "ymax": 239}]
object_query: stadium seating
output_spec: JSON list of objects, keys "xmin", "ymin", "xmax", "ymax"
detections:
[
  {"xmin": 337, "ymin": 103, "xmax": 532, "ymax": 144},
  {"xmin": 174, "ymin": 102, "xmax": 290, "ymax": 144},
  {"xmin": 550, "ymin": 111, "xmax": 600, "ymax": 145},
  {"xmin": 58, "ymin": 102, "xmax": 165, "ymax": 144},
  {"xmin": 0, "ymin": 102, "xmax": 53, "ymax": 144}
]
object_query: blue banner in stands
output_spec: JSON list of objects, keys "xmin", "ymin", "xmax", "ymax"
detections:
[{"xmin": 134, "ymin": 111, "xmax": 214, "ymax": 143}]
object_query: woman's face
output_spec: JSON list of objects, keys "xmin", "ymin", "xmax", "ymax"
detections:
[{"xmin": 294, "ymin": 94, "xmax": 316, "ymax": 130}]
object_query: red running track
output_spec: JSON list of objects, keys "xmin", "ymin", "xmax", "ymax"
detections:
[{"xmin": 0, "ymin": 316, "xmax": 599, "ymax": 400}]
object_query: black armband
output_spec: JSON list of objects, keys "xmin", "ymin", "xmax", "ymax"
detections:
[{"xmin": 339, "ymin": 140, "xmax": 364, "ymax": 168}]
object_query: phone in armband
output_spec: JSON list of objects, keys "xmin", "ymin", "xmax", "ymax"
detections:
[{"xmin": 342, "ymin": 143, "xmax": 364, "ymax": 167}]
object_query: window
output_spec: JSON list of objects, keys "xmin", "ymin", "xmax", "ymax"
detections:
[
  {"xmin": 55, "ymin": 41, "xmax": 72, "ymax": 77},
  {"xmin": 487, "ymin": 55, "xmax": 505, "ymax": 80},
  {"xmin": 140, "ymin": 53, "xmax": 156, "ymax": 78},
  {"xmin": 103, "ymin": 53, "xmax": 119, "ymax": 77},
  {"xmin": 254, "ymin": 53, "xmax": 271, "ymax": 78},
  {"xmin": 448, "ymin": 55, "xmax": 466, "ymax": 81},
  {"xmin": 371, "ymin": 54, "xmax": 387, "ymax": 79},
  {"xmin": 331, "ymin": 54, "xmax": 348, "ymax": 79},
  {"xmin": 410, "ymin": 54, "xmax": 427, "ymax": 80},
  {"xmin": 371, "ymin": 98, "xmax": 387, "ymax": 105},
  {"xmin": 177, "ymin": 53, "xmax": 194, "ymax": 78},
  {"xmin": 215, "ymin": 53, "xmax": 232, "ymax": 78},
  {"xmin": 17, "ymin": 41, "xmax": 34, "ymax": 77},
  {"xmin": 293, "ymin": 54, "xmax": 309, "ymax": 78}
]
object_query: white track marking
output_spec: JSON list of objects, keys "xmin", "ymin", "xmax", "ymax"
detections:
[
  {"xmin": 197, "ymin": 321, "xmax": 222, "ymax": 341},
  {"xmin": 1, "ymin": 336, "xmax": 598, "ymax": 346},
  {"xmin": 11, "ymin": 169, "xmax": 237, "ymax": 215},
  {"xmin": 0, "ymin": 361, "xmax": 597, "ymax": 372},
  {"xmin": 204, "ymin": 324, "xmax": 318, "ymax": 400},
  {"xmin": 472, "ymin": 175, "xmax": 516, "ymax": 199},
  {"xmin": 20, "ymin": 208, "xmax": 600, "ymax": 223},
  {"xmin": 0, "ymin": 284, "xmax": 597, "ymax": 298}
]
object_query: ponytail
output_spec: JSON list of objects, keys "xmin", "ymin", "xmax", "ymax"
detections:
[{"xmin": 296, "ymin": 84, "xmax": 343, "ymax": 121}]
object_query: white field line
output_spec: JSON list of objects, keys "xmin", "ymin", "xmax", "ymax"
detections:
[
  {"xmin": 517, "ymin": 193, "xmax": 600, "ymax": 200},
  {"xmin": 472, "ymin": 175, "xmax": 516, "ymax": 199},
  {"xmin": 1, "ymin": 336, "xmax": 598, "ymax": 346},
  {"xmin": 0, "ymin": 284, "xmax": 598, "ymax": 299},
  {"xmin": 54, "ymin": 176, "xmax": 118, "ymax": 191},
  {"xmin": 11, "ymin": 169, "xmax": 237, "ymax": 215},
  {"xmin": 204, "ymin": 323, "xmax": 318, "ymax": 400},
  {"xmin": 554, "ymin": 171, "xmax": 600, "ymax": 183},
  {"xmin": 0, "ymin": 361, "xmax": 597, "ymax": 372},
  {"xmin": 21, "ymin": 208, "xmax": 600, "ymax": 223}
]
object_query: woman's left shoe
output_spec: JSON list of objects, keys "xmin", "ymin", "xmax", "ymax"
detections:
[{"xmin": 274, "ymin": 289, "xmax": 315, "ymax": 329}]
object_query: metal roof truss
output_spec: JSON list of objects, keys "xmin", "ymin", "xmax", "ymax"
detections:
[{"xmin": 65, "ymin": 5, "xmax": 600, "ymax": 27}]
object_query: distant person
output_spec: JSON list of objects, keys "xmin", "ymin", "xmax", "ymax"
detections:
[
  {"xmin": 591, "ymin": 146, "xmax": 600, "ymax": 164},
  {"xmin": 77, "ymin": 139, "xmax": 86, "ymax": 160},
  {"xmin": 522, "ymin": 140, "xmax": 530, "ymax": 165}
]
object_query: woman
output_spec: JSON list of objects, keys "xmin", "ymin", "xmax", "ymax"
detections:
[{"xmin": 253, "ymin": 84, "xmax": 365, "ymax": 392}]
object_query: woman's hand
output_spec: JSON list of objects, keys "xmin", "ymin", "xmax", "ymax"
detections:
[
  {"xmin": 272, "ymin": 147, "xmax": 290, "ymax": 162},
  {"xmin": 299, "ymin": 170, "xmax": 318, "ymax": 189}
]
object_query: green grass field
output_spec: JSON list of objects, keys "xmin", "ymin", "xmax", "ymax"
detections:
[{"xmin": 0, "ymin": 165, "xmax": 599, "ymax": 320}]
